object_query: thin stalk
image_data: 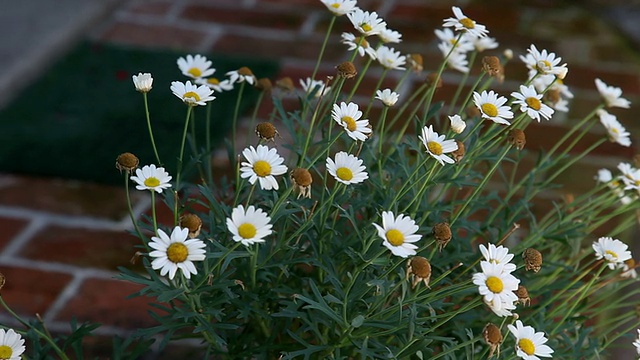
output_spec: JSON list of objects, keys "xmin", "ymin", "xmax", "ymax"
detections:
[{"xmin": 143, "ymin": 92, "xmax": 162, "ymax": 165}]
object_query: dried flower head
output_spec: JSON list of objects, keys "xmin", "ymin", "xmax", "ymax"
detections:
[
  {"xmin": 433, "ymin": 222, "xmax": 452, "ymax": 251},
  {"xmin": 256, "ymin": 78, "xmax": 273, "ymax": 92},
  {"xmin": 523, "ymin": 248, "xmax": 542, "ymax": 272},
  {"xmin": 409, "ymin": 53, "xmax": 423, "ymax": 73},
  {"xmin": 466, "ymin": 104, "xmax": 481, "ymax": 118},
  {"xmin": 482, "ymin": 56, "xmax": 504, "ymax": 82},
  {"xmin": 336, "ymin": 61, "xmax": 357, "ymax": 79},
  {"xmin": 483, "ymin": 323, "xmax": 503, "ymax": 358},
  {"xmin": 0, "ymin": 272, "xmax": 5, "ymax": 291},
  {"xmin": 426, "ymin": 73, "xmax": 443, "ymax": 89},
  {"xmin": 514, "ymin": 285, "xmax": 531, "ymax": 306},
  {"xmin": 275, "ymin": 77, "xmax": 295, "ymax": 92},
  {"xmin": 255, "ymin": 122, "xmax": 279, "ymax": 142},
  {"xmin": 116, "ymin": 152, "xmax": 140, "ymax": 173},
  {"xmin": 180, "ymin": 213, "xmax": 203, "ymax": 238},
  {"xmin": 290, "ymin": 168, "xmax": 313, "ymax": 199},
  {"xmin": 452, "ymin": 140, "xmax": 465, "ymax": 162},
  {"xmin": 508, "ymin": 129, "xmax": 526, "ymax": 150},
  {"xmin": 406, "ymin": 256, "xmax": 431, "ymax": 288}
]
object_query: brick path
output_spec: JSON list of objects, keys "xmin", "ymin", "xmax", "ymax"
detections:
[{"xmin": 1, "ymin": 0, "xmax": 639, "ymax": 357}]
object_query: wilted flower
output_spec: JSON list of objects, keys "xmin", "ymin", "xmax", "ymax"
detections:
[
  {"xmin": 406, "ymin": 256, "xmax": 431, "ymax": 288},
  {"xmin": 483, "ymin": 323, "xmax": 503, "ymax": 358},
  {"xmin": 522, "ymin": 248, "xmax": 542, "ymax": 272}
]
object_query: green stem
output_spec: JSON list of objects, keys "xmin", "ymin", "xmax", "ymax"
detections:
[
  {"xmin": 310, "ymin": 16, "xmax": 336, "ymax": 83},
  {"xmin": 143, "ymin": 92, "xmax": 162, "ymax": 165},
  {"xmin": 231, "ymin": 82, "xmax": 247, "ymax": 168}
]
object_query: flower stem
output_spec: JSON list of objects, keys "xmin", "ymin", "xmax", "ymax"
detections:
[{"xmin": 143, "ymin": 92, "xmax": 162, "ymax": 165}]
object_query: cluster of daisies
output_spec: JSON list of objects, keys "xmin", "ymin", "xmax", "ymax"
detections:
[{"xmin": 596, "ymin": 161, "xmax": 640, "ymax": 206}]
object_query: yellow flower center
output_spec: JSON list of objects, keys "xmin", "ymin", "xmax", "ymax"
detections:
[
  {"xmin": 481, "ymin": 103, "xmax": 498, "ymax": 117},
  {"xmin": 485, "ymin": 276, "xmax": 504, "ymax": 293},
  {"xmin": 238, "ymin": 223, "xmax": 257, "ymax": 239},
  {"xmin": 360, "ymin": 23, "xmax": 372, "ymax": 32},
  {"xmin": 525, "ymin": 97, "xmax": 542, "ymax": 111},
  {"xmin": 610, "ymin": 127, "xmax": 619, "ymax": 135},
  {"xmin": 386, "ymin": 229, "xmax": 405, "ymax": 246},
  {"xmin": 144, "ymin": 177, "xmax": 161, "ymax": 188},
  {"xmin": 330, "ymin": 2, "xmax": 340, "ymax": 8},
  {"xmin": 605, "ymin": 250, "xmax": 618, "ymax": 259},
  {"xmin": 460, "ymin": 17, "xmax": 475, "ymax": 29},
  {"xmin": 536, "ymin": 60, "xmax": 552, "ymax": 72},
  {"xmin": 342, "ymin": 116, "xmax": 357, "ymax": 131},
  {"xmin": 188, "ymin": 67, "xmax": 202, "ymax": 78},
  {"xmin": 0, "ymin": 345, "xmax": 13, "ymax": 358},
  {"xmin": 207, "ymin": 78, "xmax": 220, "ymax": 85},
  {"xmin": 357, "ymin": 37, "xmax": 370, "ymax": 48},
  {"xmin": 518, "ymin": 338, "xmax": 536, "ymax": 355},
  {"xmin": 253, "ymin": 160, "xmax": 272, "ymax": 177},
  {"xmin": 183, "ymin": 91, "xmax": 201, "ymax": 101},
  {"xmin": 167, "ymin": 242, "xmax": 188, "ymax": 263},
  {"xmin": 427, "ymin": 141, "xmax": 443, "ymax": 155},
  {"xmin": 336, "ymin": 167, "xmax": 353, "ymax": 181}
]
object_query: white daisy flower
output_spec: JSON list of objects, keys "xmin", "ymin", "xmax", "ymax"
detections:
[
  {"xmin": 435, "ymin": 28, "xmax": 475, "ymax": 53},
  {"xmin": 449, "ymin": 114, "xmax": 466, "ymax": 134},
  {"xmin": 226, "ymin": 67, "xmax": 256, "ymax": 85},
  {"xmin": 419, "ymin": 125, "xmax": 459, "ymax": 165},
  {"xmin": 519, "ymin": 44, "xmax": 567, "ymax": 76},
  {"xmin": 634, "ymin": 329, "xmax": 640, "ymax": 355},
  {"xmin": 376, "ymin": 88, "xmax": 399, "ymax": 106},
  {"xmin": 177, "ymin": 54, "xmax": 215, "ymax": 80},
  {"xmin": 226, "ymin": 204, "xmax": 273, "ymax": 246},
  {"xmin": 472, "ymin": 262, "xmax": 520, "ymax": 314},
  {"xmin": 149, "ymin": 226, "xmax": 206, "ymax": 280},
  {"xmin": 326, "ymin": 152, "xmax": 368, "ymax": 185},
  {"xmin": 597, "ymin": 109, "xmax": 631, "ymax": 147},
  {"xmin": 347, "ymin": 8, "xmax": 387, "ymax": 37},
  {"xmin": 485, "ymin": 297, "xmax": 517, "ymax": 317},
  {"xmin": 378, "ymin": 28, "xmax": 402, "ymax": 43},
  {"xmin": 170, "ymin": 80, "xmax": 216, "ymax": 106},
  {"xmin": 130, "ymin": 164, "xmax": 172, "ymax": 193},
  {"xmin": 373, "ymin": 211, "xmax": 422, "ymax": 258},
  {"xmin": 300, "ymin": 77, "xmax": 330, "ymax": 98},
  {"xmin": 618, "ymin": 162, "xmax": 640, "ymax": 191},
  {"xmin": 470, "ymin": 34, "xmax": 499, "ymax": 52},
  {"xmin": 507, "ymin": 320, "xmax": 554, "ymax": 359},
  {"xmin": 619, "ymin": 259, "xmax": 638, "ymax": 279},
  {"xmin": 331, "ymin": 102, "xmax": 372, "ymax": 141},
  {"xmin": 438, "ymin": 42, "xmax": 470, "ymax": 73},
  {"xmin": 132, "ymin": 72, "xmax": 153, "ymax": 92},
  {"xmin": 473, "ymin": 90, "xmax": 514, "ymax": 125},
  {"xmin": 595, "ymin": 168, "xmax": 613, "ymax": 184},
  {"xmin": 593, "ymin": 236, "xmax": 633, "ymax": 270},
  {"xmin": 320, "ymin": 0, "xmax": 357, "ymax": 16},
  {"xmin": 595, "ymin": 78, "xmax": 631, "ymax": 109},
  {"xmin": 341, "ymin": 33, "xmax": 377, "ymax": 60},
  {"xmin": 0, "ymin": 328, "xmax": 25, "ymax": 360},
  {"xmin": 195, "ymin": 77, "xmax": 234, "ymax": 92},
  {"xmin": 240, "ymin": 145, "xmax": 288, "ymax": 191},
  {"xmin": 479, "ymin": 243, "xmax": 517, "ymax": 273},
  {"xmin": 511, "ymin": 85, "xmax": 554, "ymax": 122},
  {"xmin": 376, "ymin": 45, "xmax": 406, "ymax": 70},
  {"xmin": 442, "ymin": 6, "xmax": 489, "ymax": 38}
]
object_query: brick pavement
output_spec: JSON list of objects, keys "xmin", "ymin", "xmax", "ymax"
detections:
[{"xmin": 1, "ymin": 0, "xmax": 640, "ymax": 357}]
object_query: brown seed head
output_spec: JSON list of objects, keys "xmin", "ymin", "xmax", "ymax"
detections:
[
  {"xmin": 256, "ymin": 78, "xmax": 273, "ymax": 92},
  {"xmin": 290, "ymin": 168, "xmax": 313, "ymax": 199},
  {"xmin": 433, "ymin": 222, "xmax": 452, "ymax": 251},
  {"xmin": 508, "ymin": 129, "xmax": 526, "ymax": 150},
  {"xmin": 336, "ymin": 61, "xmax": 357, "ymax": 79},
  {"xmin": 426, "ymin": 73, "xmax": 443, "ymax": 89},
  {"xmin": 409, "ymin": 54, "xmax": 424, "ymax": 73},
  {"xmin": 544, "ymin": 89, "xmax": 562, "ymax": 105},
  {"xmin": 514, "ymin": 285, "xmax": 531, "ymax": 306},
  {"xmin": 238, "ymin": 66, "xmax": 254, "ymax": 77},
  {"xmin": 0, "ymin": 272, "xmax": 5, "ymax": 291},
  {"xmin": 523, "ymin": 248, "xmax": 542, "ymax": 272},
  {"xmin": 275, "ymin": 77, "xmax": 295, "ymax": 92},
  {"xmin": 633, "ymin": 154, "xmax": 640, "ymax": 168},
  {"xmin": 116, "ymin": 152, "xmax": 139, "ymax": 173},
  {"xmin": 482, "ymin": 56, "xmax": 503, "ymax": 80},
  {"xmin": 407, "ymin": 256, "xmax": 431, "ymax": 288},
  {"xmin": 180, "ymin": 213, "xmax": 203, "ymax": 238},
  {"xmin": 256, "ymin": 122, "xmax": 279, "ymax": 142},
  {"xmin": 465, "ymin": 104, "xmax": 481, "ymax": 118},
  {"xmin": 483, "ymin": 323, "xmax": 503, "ymax": 358},
  {"xmin": 452, "ymin": 140, "xmax": 465, "ymax": 162}
]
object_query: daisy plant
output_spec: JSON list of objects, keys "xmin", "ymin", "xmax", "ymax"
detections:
[{"xmin": 9, "ymin": 3, "xmax": 640, "ymax": 359}]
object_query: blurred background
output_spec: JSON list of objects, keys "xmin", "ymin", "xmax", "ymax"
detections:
[{"xmin": 0, "ymin": 0, "xmax": 638, "ymax": 357}]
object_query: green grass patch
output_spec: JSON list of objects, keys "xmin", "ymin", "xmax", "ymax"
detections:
[{"xmin": 0, "ymin": 41, "xmax": 278, "ymax": 184}]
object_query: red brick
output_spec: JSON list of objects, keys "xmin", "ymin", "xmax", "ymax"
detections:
[
  {"xmin": 123, "ymin": 0, "xmax": 174, "ymax": 17},
  {"xmin": 99, "ymin": 22, "xmax": 207, "ymax": 50},
  {"xmin": 54, "ymin": 278, "xmax": 163, "ymax": 329},
  {"xmin": 0, "ymin": 217, "xmax": 29, "ymax": 252},
  {"xmin": 0, "ymin": 176, "xmax": 135, "ymax": 220},
  {"xmin": 0, "ymin": 266, "xmax": 72, "ymax": 316},
  {"xmin": 19, "ymin": 226, "xmax": 143, "ymax": 271},
  {"xmin": 180, "ymin": 5, "xmax": 305, "ymax": 31}
]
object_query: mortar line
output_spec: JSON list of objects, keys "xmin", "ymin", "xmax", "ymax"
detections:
[{"xmin": 0, "ymin": 218, "xmax": 47, "ymax": 259}]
